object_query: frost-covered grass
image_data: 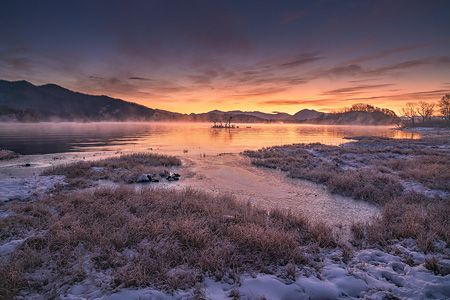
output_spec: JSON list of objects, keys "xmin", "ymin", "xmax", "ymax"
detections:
[
  {"xmin": 2, "ymin": 145, "xmax": 450, "ymax": 299},
  {"xmin": 244, "ymin": 136, "xmax": 450, "ymax": 251},
  {"xmin": 0, "ymin": 149, "xmax": 19, "ymax": 160},
  {"xmin": 41, "ymin": 152, "xmax": 181, "ymax": 188},
  {"xmin": 1, "ymin": 152, "xmax": 339, "ymax": 298},
  {"xmin": 0, "ymin": 186, "xmax": 337, "ymax": 298}
]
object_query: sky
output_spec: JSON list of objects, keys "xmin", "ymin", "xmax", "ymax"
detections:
[{"xmin": 1, "ymin": 0, "xmax": 450, "ymax": 114}]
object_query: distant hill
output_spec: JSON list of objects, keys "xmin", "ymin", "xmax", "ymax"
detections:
[
  {"xmin": 290, "ymin": 109, "xmax": 324, "ymax": 121},
  {"xmin": 308, "ymin": 110, "xmax": 400, "ymax": 125},
  {"xmin": 208, "ymin": 110, "xmax": 291, "ymax": 120},
  {"xmin": 0, "ymin": 80, "xmax": 180, "ymax": 122},
  {"xmin": 207, "ymin": 109, "xmax": 322, "ymax": 121}
]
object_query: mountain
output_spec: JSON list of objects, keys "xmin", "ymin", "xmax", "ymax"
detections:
[
  {"xmin": 0, "ymin": 81, "xmax": 324, "ymax": 123},
  {"xmin": 0, "ymin": 80, "xmax": 180, "ymax": 122},
  {"xmin": 290, "ymin": 109, "xmax": 324, "ymax": 121},
  {"xmin": 0, "ymin": 79, "xmax": 398, "ymax": 125}
]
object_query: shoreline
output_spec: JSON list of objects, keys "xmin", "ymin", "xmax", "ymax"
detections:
[{"xmin": 395, "ymin": 126, "xmax": 450, "ymax": 137}]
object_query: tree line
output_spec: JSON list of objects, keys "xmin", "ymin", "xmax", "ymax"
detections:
[
  {"xmin": 399, "ymin": 94, "xmax": 450, "ymax": 127},
  {"xmin": 333, "ymin": 103, "xmax": 397, "ymax": 117}
]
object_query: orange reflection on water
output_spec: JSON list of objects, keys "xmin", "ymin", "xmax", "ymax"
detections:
[
  {"xmin": 0, "ymin": 122, "xmax": 420, "ymax": 155},
  {"xmin": 96, "ymin": 123, "xmax": 419, "ymax": 156}
]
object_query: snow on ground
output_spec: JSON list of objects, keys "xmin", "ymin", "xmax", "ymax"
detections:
[
  {"xmin": 2, "ymin": 152, "xmax": 449, "ymax": 299},
  {"xmin": 50, "ymin": 244, "xmax": 449, "ymax": 300},
  {"xmin": 0, "ymin": 238, "xmax": 26, "ymax": 256},
  {"xmin": 0, "ymin": 175, "xmax": 66, "ymax": 202}
]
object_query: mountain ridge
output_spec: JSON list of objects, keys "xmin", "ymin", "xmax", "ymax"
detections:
[{"xmin": 0, "ymin": 79, "xmax": 399, "ymax": 125}]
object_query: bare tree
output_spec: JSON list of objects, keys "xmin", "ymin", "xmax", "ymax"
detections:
[
  {"xmin": 416, "ymin": 101, "xmax": 435, "ymax": 123},
  {"xmin": 438, "ymin": 94, "xmax": 450, "ymax": 122},
  {"xmin": 399, "ymin": 102, "xmax": 417, "ymax": 126}
]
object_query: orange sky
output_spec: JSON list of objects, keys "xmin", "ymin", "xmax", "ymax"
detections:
[{"xmin": 1, "ymin": 1, "xmax": 449, "ymax": 115}]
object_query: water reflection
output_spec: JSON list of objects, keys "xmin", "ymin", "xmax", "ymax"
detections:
[{"xmin": 0, "ymin": 122, "xmax": 418, "ymax": 155}]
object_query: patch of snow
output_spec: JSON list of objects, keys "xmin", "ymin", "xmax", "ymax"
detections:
[
  {"xmin": 0, "ymin": 210, "xmax": 13, "ymax": 219},
  {"xmin": 55, "ymin": 245, "xmax": 450, "ymax": 300},
  {"xmin": 92, "ymin": 167, "xmax": 104, "ymax": 173},
  {"xmin": 0, "ymin": 175, "xmax": 66, "ymax": 202},
  {"xmin": 0, "ymin": 238, "xmax": 25, "ymax": 256},
  {"xmin": 402, "ymin": 181, "xmax": 450, "ymax": 198}
]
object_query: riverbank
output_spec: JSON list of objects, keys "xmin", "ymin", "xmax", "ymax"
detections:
[{"xmin": 1, "ymin": 143, "xmax": 449, "ymax": 299}]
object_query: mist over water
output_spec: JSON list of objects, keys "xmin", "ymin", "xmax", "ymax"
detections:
[{"xmin": 0, "ymin": 122, "xmax": 417, "ymax": 155}]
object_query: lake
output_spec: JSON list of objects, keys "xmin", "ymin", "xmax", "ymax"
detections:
[{"xmin": 0, "ymin": 122, "xmax": 417, "ymax": 155}]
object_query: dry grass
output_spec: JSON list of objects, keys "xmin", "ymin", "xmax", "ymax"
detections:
[
  {"xmin": 0, "ymin": 149, "xmax": 19, "ymax": 160},
  {"xmin": 1, "ymin": 186, "xmax": 336, "ymax": 297},
  {"xmin": 42, "ymin": 152, "xmax": 181, "ymax": 187},
  {"xmin": 245, "ymin": 136, "xmax": 450, "ymax": 249}
]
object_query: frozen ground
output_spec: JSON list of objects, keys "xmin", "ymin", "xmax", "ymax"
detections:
[
  {"xmin": 1, "ymin": 151, "xmax": 449, "ymax": 300},
  {"xmin": 0, "ymin": 175, "xmax": 65, "ymax": 202},
  {"xmin": 49, "ymin": 243, "xmax": 450, "ymax": 300}
]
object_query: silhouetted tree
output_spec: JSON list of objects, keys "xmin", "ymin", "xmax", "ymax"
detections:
[
  {"xmin": 416, "ymin": 101, "xmax": 435, "ymax": 123},
  {"xmin": 399, "ymin": 102, "xmax": 417, "ymax": 126},
  {"xmin": 438, "ymin": 94, "xmax": 450, "ymax": 122}
]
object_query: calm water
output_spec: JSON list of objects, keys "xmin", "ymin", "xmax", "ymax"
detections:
[{"xmin": 0, "ymin": 122, "xmax": 417, "ymax": 155}]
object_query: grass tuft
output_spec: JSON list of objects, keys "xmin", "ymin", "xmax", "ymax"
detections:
[{"xmin": 0, "ymin": 149, "xmax": 20, "ymax": 160}]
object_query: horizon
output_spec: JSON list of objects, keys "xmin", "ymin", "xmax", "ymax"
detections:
[{"xmin": 1, "ymin": 1, "xmax": 449, "ymax": 114}]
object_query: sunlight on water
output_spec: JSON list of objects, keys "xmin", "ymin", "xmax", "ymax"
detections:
[{"xmin": 0, "ymin": 122, "xmax": 419, "ymax": 155}]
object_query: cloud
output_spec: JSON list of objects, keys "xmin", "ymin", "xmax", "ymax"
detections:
[
  {"xmin": 343, "ymin": 39, "xmax": 450, "ymax": 65},
  {"xmin": 318, "ymin": 57, "xmax": 440, "ymax": 80},
  {"xmin": 323, "ymin": 84, "xmax": 394, "ymax": 96},
  {"xmin": 129, "ymin": 77, "xmax": 152, "ymax": 81},
  {"xmin": 326, "ymin": 64, "xmax": 363, "ymax": 77},
  {"xmin": 186, "ymin": 69, "xmax": 219, "ymax": 84},
  {"xmin": 230, "ymin": 87, "xmax": 289, "ymax": 98},
  {"xmin": 365, "ymin": 60, "xmax": 432, "ymax": 76},
  {"xmin": 258, "ymin": 98, "xmax": 338, "ymax": 107},
  {"xmin": 279, "ymin": 52, "xmax": 324, "ymax": 68}
]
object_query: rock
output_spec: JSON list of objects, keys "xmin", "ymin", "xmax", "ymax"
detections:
[
  {"xmin": 151, "ymin": 179, "xmax": 159, "ymax": 182},
  {"xmin": 173, "ymin": 173, "xmax": 181, "ymax": 178},
  {"xmin": 166, "ymin": 177, "xmax": 175, "ymax": 181},
  {"xmin": 25, "ymin": 163, "xmax": 31, "ymax": 167},
  {"xmin": 137, "ymin": 173, "xmax": 150, "ymax": 182},
  {"xmin": 159, "ymin": 170, "xmax": 169, "ymax": 177}
]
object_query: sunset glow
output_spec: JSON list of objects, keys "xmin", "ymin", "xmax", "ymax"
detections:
[{"xmin": 1, "ymin": 0, "xmax": 449, "ymax": 114}]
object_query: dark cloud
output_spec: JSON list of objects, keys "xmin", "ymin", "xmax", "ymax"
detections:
[
  {"xmin": 318, "ymin": 58, "xmax": 440, "ymax": 80},
  {"xmin": 326, "ymin": 64, "xmax": 363, "ymax": 77},
  {"xmin": 365, "ymin": 60, "xmax": 432, "ymax": 76},
  {"xmin": 258, "ymin": 98, "xmax": 338, "ymax": 107},
  {"xmin": 230, "ymin": 87, "xmax": 288, "ymax": 98},
  {"xmin": 186, "ymin": 69, "xmax": 219, "ymax": 84},
  {"xmin": 343, "ymin": 39, "xmax": 450, "ymax": 65},
  {"xmin": 437, "ymin": 56, "xmax": 450, "ymax": 65},
  {"xmin": 128, "ymin": 77, "xmax": 152, "ymax": 81},
  {"xmin": 279, "ymin": 52, "xmax": 324, "ymax": 68},
  {"xmin": 323, "ymin": 84, "xmax": 394, "ymax": 96}
]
